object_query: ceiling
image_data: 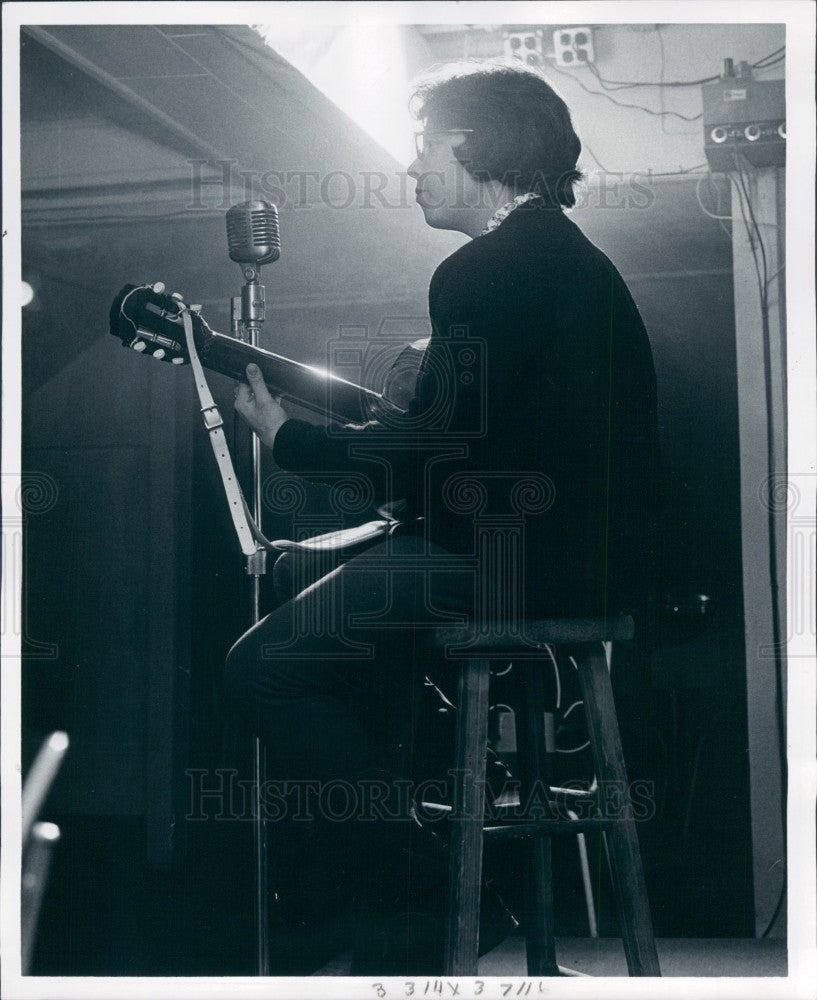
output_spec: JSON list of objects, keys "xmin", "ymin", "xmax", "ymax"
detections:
[{"xmin": 19, "ymin": 22, "xmax": 735, "ymax": 397}]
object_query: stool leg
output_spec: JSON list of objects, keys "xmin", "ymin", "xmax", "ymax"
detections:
[
  {"xmin": 444, "ymin": 657, "xmax": 491, "ymax": 976},
  {"xmin": 575, "ymin": 644, "xmax": 661, "ymax": 976},
  {"xmin": 514, "ymin": 661, "xmax": 560, "ymax": 976}
]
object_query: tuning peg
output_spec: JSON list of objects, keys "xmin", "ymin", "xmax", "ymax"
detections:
[
  {"xmin": 133, "ymin": 341, "xmax": 147, "ymax": 352},
  {"xmin": 151, "ymin": 282, "xmax": 166, "ymax": 294},
  {"xmin": 189, "ymin": 304, "xmax": 202, "ymax": 313},
  {"xmin": 171, "ymin": 292, "xmax": 184, "ymax": 301}
]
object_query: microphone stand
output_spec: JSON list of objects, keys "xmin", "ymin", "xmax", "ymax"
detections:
[{"xmin": 232, "ymin": 262, "xmax": 270, "ymax": 977}]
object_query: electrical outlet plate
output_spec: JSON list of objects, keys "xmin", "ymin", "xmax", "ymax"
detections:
[
  {"xmin": 503, "ymin": 29, "xmax": 546, "ymax": 69},
  {"xmin": 552, "ymin": 26, "xmax": 595, "ymax": 67}
]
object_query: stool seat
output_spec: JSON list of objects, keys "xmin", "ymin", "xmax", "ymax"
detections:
[
  {"xmin": 434, "ymin": 615, "xmax": 635, "ymax": 651},
  {"xmin": 431, "ymin": 615, "xmax": 660, "ymax": 978}
]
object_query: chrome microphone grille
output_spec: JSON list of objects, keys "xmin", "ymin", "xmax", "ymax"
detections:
[{"xmin": 226, "ymin": 201, "xmax": 281, "ymax": 265}]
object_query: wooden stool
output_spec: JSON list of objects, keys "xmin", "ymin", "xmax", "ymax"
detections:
[{"xmin": 434, "ymin": 616, "xmax": 661, "ymax": 977}]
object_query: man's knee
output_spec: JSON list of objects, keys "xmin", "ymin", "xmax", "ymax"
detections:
[
  {"xmin": 271, "ymin": 551, "xmax": 295, "ymax": 604},
  {"xmin": 223, "ymin": 614, "xmax": 300, "ymax": 714},
  {"xmin": 223, "ymin": 632, "xmax": 259, "ymax": 718}
]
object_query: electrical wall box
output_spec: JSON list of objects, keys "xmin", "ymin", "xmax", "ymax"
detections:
[
  {"xmin": 552, "ymin": 27, "xmax": 595, "ymax": 66},
  {"xmin": 702, "ymin": 77, "xmax": 785, "ymax": 172},
  {"xmin": 503, "ymin": 29, "xmax": 545, "ymax": 68}
]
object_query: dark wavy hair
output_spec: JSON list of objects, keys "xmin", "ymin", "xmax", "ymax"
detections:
[{"xmin": 411, "ymin": 63, "xmax": 583, "ymax": 208}]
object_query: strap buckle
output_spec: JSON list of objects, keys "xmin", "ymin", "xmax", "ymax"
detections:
[{"xmin": 201, "ymin": 404, "xmax": 224, "ymax": 431}]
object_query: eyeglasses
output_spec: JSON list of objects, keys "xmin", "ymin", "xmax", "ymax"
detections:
[{"xmin": 414, "ymin": 129, "xmax": 475, "ymax": 160}]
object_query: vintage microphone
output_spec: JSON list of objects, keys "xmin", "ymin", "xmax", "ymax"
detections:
[
  {"xmin": 226, "ymin": 199, "xmax": 281, "ymax": 265},
  {"xmin": 226, "ymin": 199, "xmax": 280, "ymax": 977},
  {"xmin": 225, "ymin": 199, "xmax": 281, "ymax": 586},
  {"xmin": 226, "ymin": 199, "xmax": 281, "ymax": 341}
]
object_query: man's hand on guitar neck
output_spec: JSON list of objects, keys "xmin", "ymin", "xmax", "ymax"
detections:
[{"xmin": 234, "ymin": 363, "xmax": 289, "ymax": 449}]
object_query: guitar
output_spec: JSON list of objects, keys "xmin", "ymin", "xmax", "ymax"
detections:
[{"xmin": 109, "ymin": 283, "xmax": 423, "ymax": 424}]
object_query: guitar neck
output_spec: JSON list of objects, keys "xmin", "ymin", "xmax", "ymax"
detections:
[
  {"xmin": 197, "ymin": 330, "xmax": 383, "ymax": 425},
  {"xmin": 110, "ymin": 283, "xmax": 386, "ymax": 424}
]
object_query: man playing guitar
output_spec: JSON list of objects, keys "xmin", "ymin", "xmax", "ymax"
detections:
[{"xmin": 224, "ymin": 63, "xmax": 661, "ymax": 973}]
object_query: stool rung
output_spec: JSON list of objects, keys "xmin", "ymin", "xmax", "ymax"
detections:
[{"xmin": 483, "ymin": 817, "xmax": 612, "ymax": 841}]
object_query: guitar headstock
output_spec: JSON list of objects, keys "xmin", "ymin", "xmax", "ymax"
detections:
[{"xmin": 109, "ymin": 283, "xmax": 207, "ymax": 366}]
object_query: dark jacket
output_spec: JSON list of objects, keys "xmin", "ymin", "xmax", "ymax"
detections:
[{"xmin": 273, "ymin": 203, "xmax": 661, "ymax": 617}]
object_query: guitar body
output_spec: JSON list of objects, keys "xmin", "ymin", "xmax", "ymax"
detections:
[{"xmin": 109, "ymin": 283, "xmax": 392, "ymax": 424}]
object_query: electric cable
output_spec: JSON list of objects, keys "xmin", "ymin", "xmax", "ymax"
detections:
[
  {"xmin": 657, "ymin": 25, "xmax": 669, "ymax": 135},
  {"xmin": 732, "ymin": 154, "xmax": 769, "ymax": 307},
  {"xmin": 586, "ymin": 58, "xmax": 719, "ymax": 90},
  {"xmin": 765, "ymin": 262, "xmax": 786, "ymax": 289},
  {"xmin": 23, "ymin": 207, "xmax": 228, "ymax": 227},
  {"xmin": 682, "ymin": 143, "xmax": 786, "ymax": 937},
  {"xmin": 556, "ymin": 700, "xmax": 590, "ymax": 755},
  {"xmin": 580, "ymin": 138, "xmax": 707, "ymax": 177},
  {"xmin": 761, "ymin": 876, "xmax": 787, "ymax": 939},
  {"xmin": 579, "ymin": 44, "xmax": 785, "ymax": 89},
  {"xmin": 753, "ymin": 48, "xmax": 786, "ymax": 69},
  {"xmin": 728, "ymin": 148, "xmax": 787, "ymax": 939},
  {"xmin": 548, "ymin": 61, "xmax": 703, "ymax": 121},
  {"xmin": 646, "ymin": 164, "xmax": 711, "ymax": 177},
  {"xmin": 695, "ymin": 172, "xmax": 733, "ymax": 220},
  {"xmin": 694, "ymin": 172, "xmax": 734, "ymax": 241}
]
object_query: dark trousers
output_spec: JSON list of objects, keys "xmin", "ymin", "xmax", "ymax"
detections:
[
  {"xmin": 223, "ymin": 535, "xmax": 478, "ymax": 925},
  {"xmin": 224, "ymin": 534, "xmax": 477, "ymax": 784}
]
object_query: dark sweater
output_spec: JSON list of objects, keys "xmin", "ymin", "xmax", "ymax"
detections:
[{"xmin": 274, "ymin": 204, "xmax": 661, "ymax": 617}]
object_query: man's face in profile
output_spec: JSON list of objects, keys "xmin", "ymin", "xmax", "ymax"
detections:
[{"xmin": 408, "ymin": 126, "xmax": 482, "ymax": 234}]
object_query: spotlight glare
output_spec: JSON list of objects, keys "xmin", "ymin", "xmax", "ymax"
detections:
[{"xmin": 21, "ymin": 281, "xmax": 35, "ymax": 308}]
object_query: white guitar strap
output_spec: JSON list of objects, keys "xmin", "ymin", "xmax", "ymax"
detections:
[
  {"xmin": 176, "ymin": 299, "xmax": 395, "ymax": 560},
  {"xmin": 179, "ymin": 306, "xmax": 259, "ymax": 557}
]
